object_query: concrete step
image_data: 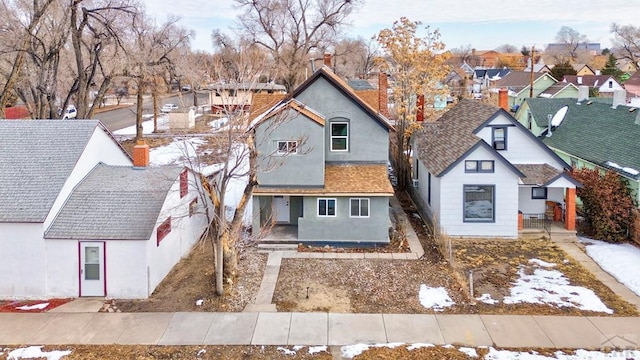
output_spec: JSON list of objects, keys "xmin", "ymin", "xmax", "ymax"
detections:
[{"xmin": 257, "ymin": 243, "xmax": 299, "ymax": 251}]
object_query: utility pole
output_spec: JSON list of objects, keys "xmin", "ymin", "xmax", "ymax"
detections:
[{"xmin": 529, "ymin": 45, "xmax": 535, "ymax": 98}]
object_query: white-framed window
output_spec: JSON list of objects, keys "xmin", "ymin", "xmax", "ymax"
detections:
[
  {"xmin": 330, "ymin": 122, "xmax": 349, "ymax": 151},
  {"xmin": 532, "ymin": 187, "xmax": 548, "ymax": 199},
  {"xmin": 276, "ymin": 140, "xmax": 298, "ymax": 154},
  {"xmin": 463, "ymin": 185, "xmax": 495, "ymax": 222},
  {"xmin": 349, "ymin": 198, "xmax": 369, "ymax": 218},
  {"xmin": 464, "ymin": 160, "xmax": 494, "ymax": 173},
  {"xmin": 317, "ymin": 198, "xmax": 336, "ymax": 217},
  {"xmin": 492, "ymin": 127, "xmax": 506, "ymax": 150}
]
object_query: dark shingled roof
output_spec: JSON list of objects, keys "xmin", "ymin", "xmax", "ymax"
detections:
[
  {"xmin": 0, "ymin": 120, "xmax": 104, "ymax": 222},
  {"xmin": 515, "ymin": 164, "xmax": 563, "ymax": 185},
  {"xmin": 347, "ymin": 79, "xmax": 375, "ymax": 90},
  {"xmin": 526, "ymin": 98, "xmax": 640, "ymax": 180},
  {"xmin": 414, "ymin": 99, "xmax": 501, "ymax": 176},
  {"xmin": 493, "ymin": 71, "xmax": 554, "ymax": 94},
  {"xmin": 45, "ymin": 164, "xmax": 184, "ymax": 240}
]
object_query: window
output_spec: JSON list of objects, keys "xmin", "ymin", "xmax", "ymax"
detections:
[
  {"xmin": 608, "ymin": 80, "xmax": 613, "ymax": 89},
  {"xmin": 464, "ymin": 160, "xmax": 494, "ymax": 173},
  {"xmin": 492, "ymin": 127, "xmax": 506, "ymax": 150},
  {"xmin": 532, "ymin": 187, "xmax": 548, "ymax": 199},
  {"xmin": 350, "ymin": 198, "xmax": 369, "ymax": 218},
  {"xmin": 229, "ymin": 89, "xmax": 237, "ymax": 96},
  {"xmin": 276, "ymin": 140, "xmax": 298, "ymax": 154},
  {"xmin": 330, "ymin": 122, "xmax": 349, "ymax": 151},
  {"xmin": 318, "ymin": 198, "xmax": 336, "ymax": 217},
  {"xmin": 157, "ymin": 217, "xmax": 171, "ymax": 245},
  {"xmin": 463, "ymin": 185, "xmax": 494, "ymax": 222},
  {"xmin": 527, "ymin": 113, "xmax": 532, "ymax": 130},
  {"xmin": 180, "ymin": 169, "xmax": 188, "ymax": 198},
  {"xmin": 189, "ymin": 198, "xmax": 198, "ymax": 217}
]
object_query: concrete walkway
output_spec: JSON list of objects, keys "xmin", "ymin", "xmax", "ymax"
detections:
[{"xmin": 1, "ymin": 312, "xmax": 638, "ymax": 348}]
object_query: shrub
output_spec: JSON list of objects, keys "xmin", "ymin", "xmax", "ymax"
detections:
[{"xmin": 571, "ymin": 168, "xmax": 636, "ymax": 242}]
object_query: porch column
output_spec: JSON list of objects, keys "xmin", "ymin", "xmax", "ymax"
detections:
[{"xmin": 565, "ymin": 188, "xmax": 576, "ymax": 231}]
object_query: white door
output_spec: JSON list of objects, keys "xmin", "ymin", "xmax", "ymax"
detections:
[
  {"xmin": 273, "ymin": 196, "xmax": 290, "ymax": 223},
  {"xmin": 80, "ymin": 242, "xmax": 105, "ymax": 297}
]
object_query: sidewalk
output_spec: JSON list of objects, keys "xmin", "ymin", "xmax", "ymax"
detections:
[{"xmin": 1, "ymin": 312, "xmax": 638, "ymax": 348}]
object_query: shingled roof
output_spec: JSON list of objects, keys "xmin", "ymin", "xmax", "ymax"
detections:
[
  {"xmin": 493, "ymin": 71, "xmax": 555, "ymax": 94},
  {"xmin": 45, "ymin": 164, "xmax": 184, "ymax": 240},
  {"xmin": 0, "ymin": 120, "xmax": 124, "ymax": 223},
  {"xmin": 414, "ymin": 99, "xmax": 503, "ymax": 176},
  {"xmin": 527, "ymin": 99, "xmax": 640, "ymax": 180}
]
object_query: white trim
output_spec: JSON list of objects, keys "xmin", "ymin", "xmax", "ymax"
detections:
[
  {"xmin": 330, "ymin": 122, "xmax": 349, "ymax": 152},
  {"xmin": 276, "ymin": 140, "xmax": 298, "ymax": 155},
  {"xmin": 317, "ymin": 198, "xmax": 337, "ymax": 217},
  {"xmin": 349, "ymin": 198, "xmax": 370, "ymax": 218}
]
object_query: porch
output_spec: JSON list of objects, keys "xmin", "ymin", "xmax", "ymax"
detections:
[{"xmin": 519, "ymin": 220, "xmax": 577, "ymax": 242}]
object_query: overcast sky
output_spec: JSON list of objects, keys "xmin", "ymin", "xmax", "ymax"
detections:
[{"xmin": 142, "ymin": 0, "xmax": 639, "ymax": 52}]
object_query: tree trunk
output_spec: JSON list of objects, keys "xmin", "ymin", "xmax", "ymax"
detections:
[
  {"xmin": 136, "ymin": 84, "xmax": 143, "ymax": 140},
  {"xmin": 152, "ymin": 87, "xmax": 158, "ymax": 133}
]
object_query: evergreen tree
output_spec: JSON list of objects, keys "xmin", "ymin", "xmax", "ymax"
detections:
[
  {"xmin": 601, "ymin": 54, "xmax": 624, "ymax": 82},
  {"xmin": 550, "ymin": 61, "xmax": 577, "ymax": 81}
]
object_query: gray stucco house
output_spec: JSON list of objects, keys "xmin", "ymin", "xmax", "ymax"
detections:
[{"xmin": 250, "ymin": 66, "xmax": 395, "ymax": 245}]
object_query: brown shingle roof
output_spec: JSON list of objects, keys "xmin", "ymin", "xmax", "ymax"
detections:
[
  {"xmin": 354, "ymin": 89, "xmax": 380, "ymax": 112},
  {"xmin": 414, "ymin": 99, "xmax": 500, "ymax": 176},
  {"xmin": 253, "ymin": 164, "xmax": 393, "ymax": 196},
  {"xmin": 249, "ymin": 93, "xmax": 287, "ymax": 122},
  {"xmin": 494, "ymin": 71, "xmax": 553, "ymax": 93},
  {"xmin": 514, "ymin": 164, "xmax": 562, "ymax": 185}
]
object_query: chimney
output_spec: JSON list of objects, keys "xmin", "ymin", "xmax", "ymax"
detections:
[
  {"xmin": 612, "ymin": 89, "xmax": 626, "ymax": 108},
  {"xmin": 133, "ymin": 139, "xmax": 150, "ymax": 168},
  {"xmin": 378, "ymin": 72, "xmax": 389, "ymax": 117},
  {"xmin": 416, "ymin": 94, "xmax": 424, "ymax": 122},
  {"xmin": 498, "ymin": 89, "xmax": 508, "ymax": 111},
  {"xmin": 323, "ymin": 53, "xmax": 331, "ymax": 68},
  {"xmin": 578, "ymin": 86, "xmax": 589, "ymax": 102}
]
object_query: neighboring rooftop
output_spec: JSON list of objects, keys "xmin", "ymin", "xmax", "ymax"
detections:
[
  {"xmin": 0, "ymin": 120, "xmax": 106, "ymax": 222},
  {"xmin": 45, "ymin": 163, "xmax": 184, "ymax": 240},
  {"xmin": 493, "ymin": 71, "xmax": 554, "ymax": 94}
]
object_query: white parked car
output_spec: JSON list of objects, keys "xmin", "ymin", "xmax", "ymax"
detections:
[
  {"xmin": 62, "ymin": 105, "xmax": 77, "ymax": 119},
  {"xmin": 161, "ymin": 103, "xmax": 179, "ymax": 113}
]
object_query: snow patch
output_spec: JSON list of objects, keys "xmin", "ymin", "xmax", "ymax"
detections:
[
  {"xmin": 8, "ymin": 346, "xmax": 71, "ymax": 360},
  {"xmin": 340, "ymin": 343, "xmax": 404, "ymax": 359},
  {"xmin": 308, "ymin": 346, "xmax": 327, "ymax": 355},
  {"xmin": 16, "ymin": 302, "xmax": 49, "ymax": 311},
  {"xmin": 113, "ymin": 115, "xmax": 169, "ymax": 136},
  {"xmin": 406, "ymin": 343, "xmax": 434, "ymax": 350},
  {"xmin": 276, "ymin": 346, "xmax": 297, "ymax": 355},
  {"xmin": 458, "ymin": 347, "xmax": 478, "ymax": 357},
  {"xmin": 195, "ymin": 299, "xmax": 204, "ymax": 306},
  {"xmin": 149, "ymin": 137, "xmax": 206, "ymax": 166},
  {"xmin": 196, "ymin": 349, "xmax": 206, "ymax": 357},
  {"xmin": 418, "ymin": 285, "xmax": 455, "ymax": 311},
  {"xmin": 476, "ymin": 293, "xmax": 499, "ymax": 305},
  {"xmin": 484, "ymin": 347, "xmax": 640, "ymax": 359},
  {"xmin": 503, "ymin": 264, "xmax": 613, "ymax": 314},
  {"xmin": 581, "ymin": 236, "xmax": 640, "ymax": 297},
  {"xmin": 529, "ymin": 258, "xmax": 556, "ymax": 268}
]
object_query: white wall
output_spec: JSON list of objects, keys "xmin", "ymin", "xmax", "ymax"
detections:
[
  {"xmin": 438, "ymin": 146, "xmax": 520, "ymax": 238},
  {"xmin": 146, "ymin": 170, "xmax": 209, "ymax": 296},
  {"xmin": 45, "ymin": 239, "xmax": 79, "ymax": 297},
  {"xmin": 474, "ymin": 113, "xmax": 565, "ymax": 169},
  {"xmin": 107, "ymin": 240, "xmax": 149, "ymax": 298},
  {"xmin": 518, "ymin": 186, "xmax": 547, "ymax": 214},
  {"xmin": 45, "ymin": 128, "xmax": 132, "ymax": 229},
  {"xmin": 0, "ymin": 223, "xmax": 47, "ymax": 298}
]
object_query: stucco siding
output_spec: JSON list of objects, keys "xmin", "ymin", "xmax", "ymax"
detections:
[
  {"xmin": 297, "ymin": 196, "xmax": 389, "ymax": 243},
  {"xmin": 256, "ymin": 108, "xmax": 325, "ymax": 186},
  {"xmin": 0, "ymin": 223, "xmax": 47, "ymax": 298},
  {"xmin": 45, "ymin": 239, "xmax": 79, "ymax": 297},
  {"xmin": 296, "ymin": 77, "xmax": 389, "ymax": 163}
]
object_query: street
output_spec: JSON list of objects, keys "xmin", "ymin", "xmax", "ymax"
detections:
[{"xmin": 93, "ymin": 91, "xmax": 210, "ymax": 132}]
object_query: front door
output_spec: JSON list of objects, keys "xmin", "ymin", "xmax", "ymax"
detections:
[
  {"xmin": 273, "ymin": 196, "xmax": 290, "ymax": 223},
  {"xmin": 80, "ymin": 242, "xmax": 105, "ymax": 297}
]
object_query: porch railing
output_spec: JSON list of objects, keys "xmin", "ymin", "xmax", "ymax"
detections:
[{"xmin": 522, "ymin": 213, "xmax": 551, "ymax": 233}]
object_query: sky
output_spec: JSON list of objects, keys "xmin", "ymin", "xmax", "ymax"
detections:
[{"xmin": 141, "ymin": 0, "xmax": 640, "ymax": 53}]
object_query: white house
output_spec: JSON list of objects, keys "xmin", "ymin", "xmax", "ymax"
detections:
[
  {"xmin": 410, "ymin": 96, "xmax": 581, "ymax": 238},
  {"xmin": 0, "ymin": 120, "xmax": 210, "ymax": 299}
]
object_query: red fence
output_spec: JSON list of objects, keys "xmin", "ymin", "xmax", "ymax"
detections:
[{"xmin": 3, "ymin": 105, "xmax": 30, "ymax": 119}]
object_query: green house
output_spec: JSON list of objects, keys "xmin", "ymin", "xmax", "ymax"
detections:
[{"xmin": 515, "ymin": 98, "xmax": 640, "ymax": 205}]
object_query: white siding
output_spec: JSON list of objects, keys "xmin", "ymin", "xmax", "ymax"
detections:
[
  {"xmin": 0, "ymin": 223, "xmax": 47, "ymax": 298},
  {"xmin": 474, "ymin": 113, "xmax": 565, "ymax": 168},
  {"xmin": 45, "ymin": 128, "xmax": 132, "ymax": 228},
  {"xmin": 438, "ymin": 146, "xmax": 520, "ymax": 238},
  {"xmin": 45, "ymin": 239, "xmax": 79, "ymax": 297},
  {"xmin": 518, "ymin": 186, "xmax": 547, "ymax": 214}
]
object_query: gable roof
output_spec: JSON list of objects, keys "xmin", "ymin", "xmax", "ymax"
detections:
[
  {"xmin": 414, "ymin": 100, "xmax": 507, "ymax": 176},
  {"xmin": 292, "ymin": 66, "xmax": 394, "ymax": 131},
  {"xmin": 526, "ymin": 98, "xmax": 640, "ymax": 180},
  {"xmin": 248, "ymin": 93, "xmax": 287, "ymax": 122},
  {"xmin": 250, "ymin": 98, "xmax": 325, "ymax": 129},
  {"xmin": 0, "ymin": 120, "xmax": 129, "ymax": 223},
  {"xmin": 539, "ymin": 82, "xmax": 579, "ymax": 97},
  {"xmin": 563, "ymin": 75, "xmax": 619, "ymax": 88},
  {"xmin": 44, "ymin": 163, "xmax": 184, "ymax": 240},
  {"xmin": 493, "ymin": 71, "xmax": 557, "ymax": 94}
]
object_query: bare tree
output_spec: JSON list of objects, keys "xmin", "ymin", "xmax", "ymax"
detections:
[
  {"xmin": 329, "ymin": 37, "xmax": 378, "ymax": 79},
  {"xmin": 611, "ymin": 23, "xmax": 640, "ymax": 71},
  {"xmin": 234, "ymin": 0, "xmax": 361, "ymax": 91},
  {"xmin": 495, "ymin": 43, "xmax": 518, "ymax": 53},
  {"xmin": 546, "ymin": 26, "xmax": 590, "ymax": 63},
  {"xmin": 376, "ymin": 17, "xmax": 449, "ymax": 190}
]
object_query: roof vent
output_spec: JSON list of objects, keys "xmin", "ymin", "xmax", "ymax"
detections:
[
  {"xmin": 629, "ymin": 107, "xmax": 637, "ymax": 113},
  {"xmin": 586, "ymin": 101, "xmax": 593, "ymax": 105}
]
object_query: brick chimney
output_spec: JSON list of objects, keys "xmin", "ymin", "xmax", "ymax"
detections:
[
  {"xmin": 498, "ymin": 89, "xmax": 508, "ymax": 111},
  {"xmin": 416, "ymin": 94, "xmax": 424, "ymax": 122},
  {"xmin": 378, "ymin": 73, "xmax": 389, "ymax": 117},
  {"xmin": 323, "ymin": 53, "xmax": 331, "ymax": 68},
  {"xmin": 133, "ymin": 139, "xmax": 149, "ymax": 167}
]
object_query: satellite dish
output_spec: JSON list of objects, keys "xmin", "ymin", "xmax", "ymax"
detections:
[{"xmin": 550, "ymin": 105, "xmax": 568, "ymax": 127}]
